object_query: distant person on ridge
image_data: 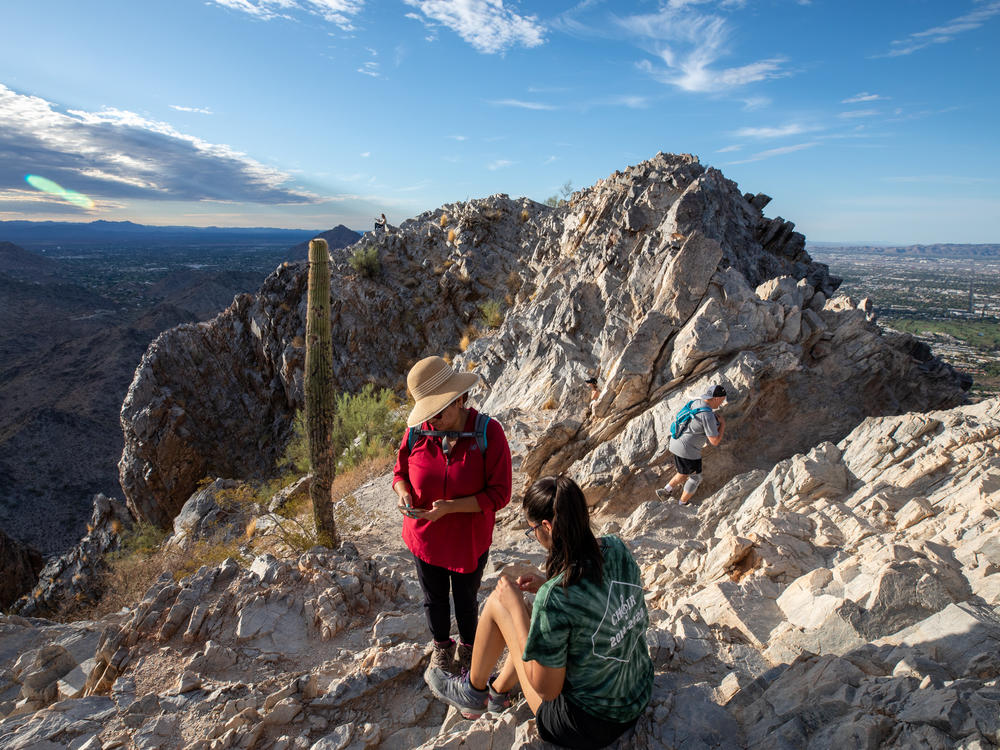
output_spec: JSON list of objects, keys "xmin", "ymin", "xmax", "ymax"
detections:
[
  {"xmin": 374, "ymin": 213, "xmax": 387, "ymax": 233},
  {"xmin": 393, "ymin": 356, "xmax": 512, "ymax": 677},
  {"xmin": 655, "ymin": 384, "xmax": 727, "ymax": 506}
]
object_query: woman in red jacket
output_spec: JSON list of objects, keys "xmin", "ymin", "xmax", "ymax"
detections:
[{"xmin": 393, "ymin": 356, "xmax": 512, "ymax": 675}]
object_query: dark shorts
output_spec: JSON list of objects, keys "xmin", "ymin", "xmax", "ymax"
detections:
[
  {"xmin": 536, "ymin": 694, "xmax": 637, "ymax": 750},
  {"xmin": 673, "ymin": 454, "xmax": 702, "ymax": 475}
]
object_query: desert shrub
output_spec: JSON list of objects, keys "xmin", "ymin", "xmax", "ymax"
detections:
[
  {"xmin": 331, "ymin": 384, "xmax": 407, "ymax": 471},
  {"xmin": 348, "ymin": 245, "xmax": 380, "ymax": 278},
  {"xmin": 542, "ymin": 397, "xmax": 558, "ymax": 410},
  {"xmin": 447, "ymin": 228, "xmax": 457, "ymax": 244},
  {"xmin": 460, "ymin": 326, "xmax": 479, "ymax": 352},
  {"xmin": 520, "ymin": 209, "xmax": 530, "ymax": 222},
  {"xmin": 506, "ymin": 270, "xmax": 523, "ymax": 295},
  {"xmin": 439, "ymin": 213, "xmax": 449, "ymax": 227},
  {"xmin": 478, "ymin": 299, "xmax": 503, "ymax": 329}
]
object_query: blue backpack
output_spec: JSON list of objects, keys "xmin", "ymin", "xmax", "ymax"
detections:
[
  {"xmin": 670, "ymin": 401, "xmax": 713, "ymax": 439},
  {"xmin": 406, "ymin": 412, "xmax": 492, "ymax": 455}
]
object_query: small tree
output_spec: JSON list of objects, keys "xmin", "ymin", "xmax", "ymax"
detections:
[{"xmin": 305, "ymin": 238, "xmax": 340, "ymax": 549}]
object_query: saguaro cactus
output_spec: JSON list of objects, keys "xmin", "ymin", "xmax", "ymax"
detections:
[{"xmin": 304, "ymin": 238, "xmax": 340, "ymax": 548}]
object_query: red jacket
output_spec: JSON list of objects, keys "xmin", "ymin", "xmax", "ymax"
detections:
[{"xmin": 393, "ymin": 408, "xmax": 512, "ymax": 573}]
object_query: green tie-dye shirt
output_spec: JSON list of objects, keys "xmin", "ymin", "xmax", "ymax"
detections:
[{"xmin": 523, "ymin": 535, "xmax": 653, "ymax": 723}]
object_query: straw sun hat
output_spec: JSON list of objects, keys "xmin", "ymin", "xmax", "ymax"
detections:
[{"xmin": 406, "ymin": 356, "xmax": 480, "ymax": 428}]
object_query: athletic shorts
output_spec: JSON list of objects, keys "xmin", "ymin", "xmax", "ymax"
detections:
[
  {"xmin": 536, "ymin": 693, "xmax": 637, "ymax": 750},
  {"xmin": 673, "ymin": 454, "xmax": 702, "ymax": 475}
]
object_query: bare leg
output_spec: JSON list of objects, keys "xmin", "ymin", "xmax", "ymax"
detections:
[
  {"xmin": 468, "ymin": 586, "xmax": 545, "ymax": 714},
  {"xmin": 668, "ymin": 471, "xmax": 689, "ymax": 490}
]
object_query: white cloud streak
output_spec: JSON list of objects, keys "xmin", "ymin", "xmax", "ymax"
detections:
[
  {"xmin": 882, "ymin": 1, "xmax": 1000, "ymax": 57},
  {"xmin": 170, "ymin": 104, "xmax": 213, "ymax": 114},
  {"xmin": 734, "ymin": 123, "xmax": 815, "ymax": 138},
  {"xmin": 488, "ymin": 159, "xmax": 513, "ymax": 170},
  {"xmin": 727, "ymin": 142, "xmax": 818, "ymax": 164},
  {"xmin": 490, "ymin": 98, "xmax": 557, "ymax": 110},
  {"xmin": 0, "ymin": 84, "xmax": 316, "ymax": 206},
  {"xmin": 621, "ymin": 7, "xmax": 788, "ymax": 93},
  {"xmin": 208, "ymin": 0, "xmax": 365, "ymax": 30},
  {"xmin": 841, "ymin": 92, "xmax": 883, "ymax": 104},
  {"xmin": 402, "ymin": 0, "xmax": 545, "ymax": 54}
]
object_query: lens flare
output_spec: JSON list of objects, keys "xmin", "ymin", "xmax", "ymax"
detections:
[{"xmin": 25, "ymin": 174, "xmax": 95, "ymax": 209}]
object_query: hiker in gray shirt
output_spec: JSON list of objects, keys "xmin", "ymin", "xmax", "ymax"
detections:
[{"xmin": 656, "ymin": 385, "xmax": 727, "ymax": 506}]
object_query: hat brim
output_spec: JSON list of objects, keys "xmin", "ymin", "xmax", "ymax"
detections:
[{"xmin": 406, "ymin": 371, "xmax": 480, "ymax": 427}]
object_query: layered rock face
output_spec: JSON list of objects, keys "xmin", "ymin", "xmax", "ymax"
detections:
[
  {"xmin": 119, "ymin": 151, "xmax": 967, "ymax": 530},
  {"xmin": 119, "ymin": 195, "xmax": 541, "ymax": 527}
]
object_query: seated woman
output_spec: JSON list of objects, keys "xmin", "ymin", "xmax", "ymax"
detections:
[{"xmin": 426, "ymin": 475, "xmax": 653, "ymax": 750}]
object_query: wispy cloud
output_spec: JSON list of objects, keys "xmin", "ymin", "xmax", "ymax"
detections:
[
  {"xmin": 841, "ymin": 92, "xmax": 884, "ymax": 104},
  {"xmin": 621, "ymin": 7, "xmax": 789, "ymax": 93},
  {"xmin": 839, "ymin": 109, "xmax": 879, "ymax": 119},
  {"xmin": 881, "ymin": 1, "xmax": 1000, "ymax": 57},
  {"xmin": 357, "ymin": 61, "xmax": 381, "ymax": 77},
  {"xmin": 0, "ymin": 84, "xmax": 316, "ymax": 207},
  {"xmin": 728, "ymin": 142, "xmax": 818, "ymax": 164},
  {"xmin": 448, "ymin": 134, "xmax": 468, "ymax": 141},
  {"xmin": 488, "ymin": 159, "xmax": 514, "ymax": 170},
  {"xmin": 542, "ymin": 155, "xmax": 557, "ymax": 164},
  {"xmin": 717, "ymin": 144, "xmax": 742, "ymax": 153},
  {"xmin": 734, "ymin": 123, "xmax": 815, "ymax": 138},
  {"xmin": 359, "ymin": 151, "xmax": 370, "ymax": 157},
  {"xmin": 207, "ymin": 0, "xmax": 365, "ymax": 31},
  {"xmin": 402, "ymin": 0, "xmax": 545, "ymax": 54},
  {"xmin": 169, "ymin": 104, "xmax": 213, "ymax": 115},
  {"xmin": 490, "ymin": 98, "xmax": 557, "ymax": 110}
]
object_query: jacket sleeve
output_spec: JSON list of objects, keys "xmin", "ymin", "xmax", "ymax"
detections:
[
  {"xmin": 392, "ymin": 430, "xmax": 411, "ymax": 487},
  {"xmin": 475, "ymin": 419, "xmax": 512, "ymax": 513}
]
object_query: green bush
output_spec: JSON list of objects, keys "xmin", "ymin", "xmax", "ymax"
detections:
[
  {"xmin": 331, "ymin": 384, "xmax": 407, "ymax": 470},
  {"xmin": 116, "ymin": 521, "xmax": 167, "ymax": 557},
  {"xmin": 348, "ymin": 246, "xmax": 380, "ymax": 278},
  {"xmin": 478, "ymin": 299, "xmax": 503, "ymax": 329}
]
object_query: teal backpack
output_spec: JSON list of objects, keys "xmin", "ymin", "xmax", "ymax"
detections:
[
  {"xmin": 670, "ymin": 401, "xmax": 713, "ymax": 439},
  {"xmin": 406, "ymin": 412, "xmax": 492, "ymax": 455}
]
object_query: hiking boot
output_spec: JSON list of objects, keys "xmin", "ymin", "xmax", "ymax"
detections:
[
  {"xmin": 456, "ymin": 642, "xmax": 474, "ymax": 674},
  {"xmin": 655, "ymin": 485, "xmax": 675, "ymax": 501},
  {"xmin": 429, "ymin": 639, "xmax": 456, "ymax": 674},
  {"xmin": 426, "ymin": 667, "xmax": 489, "ymax": 719},
  {"xmin": 487, "ymin": 683, "xmax": 515, "ymax": 713}
]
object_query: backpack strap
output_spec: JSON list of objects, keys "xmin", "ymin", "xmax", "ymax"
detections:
[{"xmin": 405, "ymin": 413, "xmax": 492, "ymax": 454}]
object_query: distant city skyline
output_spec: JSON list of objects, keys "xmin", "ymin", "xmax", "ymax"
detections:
[{"xmin": 2, "ymin": 1, "xmax": 998, "ymax": 244}]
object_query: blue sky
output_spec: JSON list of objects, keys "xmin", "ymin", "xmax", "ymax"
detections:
[{"xmin": 1, "ymin": 0, "xmax": 998, "ymax": 243}]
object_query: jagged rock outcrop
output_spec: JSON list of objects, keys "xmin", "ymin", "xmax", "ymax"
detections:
[
  {"xmin": 13, "ymin": 494, "xmax": 132, "ymax": 618},
  {"xmin": 0, "ymin": 529, "xmax": 43, "ymax": 609},
  {"xmin": 118, "ymin": 153, "xmax": 967, "ymax": 531}
]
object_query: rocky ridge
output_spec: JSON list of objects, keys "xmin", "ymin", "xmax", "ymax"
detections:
[
  {"xmin": 118, "ymin": 152, "xmax": 967, "ymax": 530},
  {"xmin": 1, "ymin": 398, "xmax": 997, "ymax": 748},
  {"xmin": 1, "ymin": 152, "xmax": 987, "ymax": 749}
]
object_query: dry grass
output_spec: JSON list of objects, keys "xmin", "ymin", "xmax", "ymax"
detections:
[
  {"xmin": 542, "ymin": 396, "xmax": 558, "ymax": 410},
  {"xmin": 292, "ymin": 335, "xmax": 305, "ymax": 348},
  {"xmin": 439, "ymin": 213, "xmax": 449, "ymax": 227},
  {"xmin": 459, "ymin": 326, "xmax": 480, "ymax": 352},
  {"xmin": 520, "ymin": 209, "xmax": 530, "ymax": 222},
  {"xmin": 447, "ymin": 228, "xmax": 457, "ymax": 244}
]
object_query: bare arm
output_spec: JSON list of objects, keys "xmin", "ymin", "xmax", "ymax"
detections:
[
  {"xmin": 707, "ymin": 413, "xmax": 725, "ymax": 446},
  {"xmin": 413, "ymin": 494, "xmax": 482, "ymax": 521}
]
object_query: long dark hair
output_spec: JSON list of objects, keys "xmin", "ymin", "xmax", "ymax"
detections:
[{"xmin": 523, "ymin": 475, "xmax": 603, "ymax": 588}]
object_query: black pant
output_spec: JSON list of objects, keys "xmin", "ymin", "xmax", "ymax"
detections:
[{"xmin": 413, "ymin": 551, "xmax": 488, "ymax": 644}]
